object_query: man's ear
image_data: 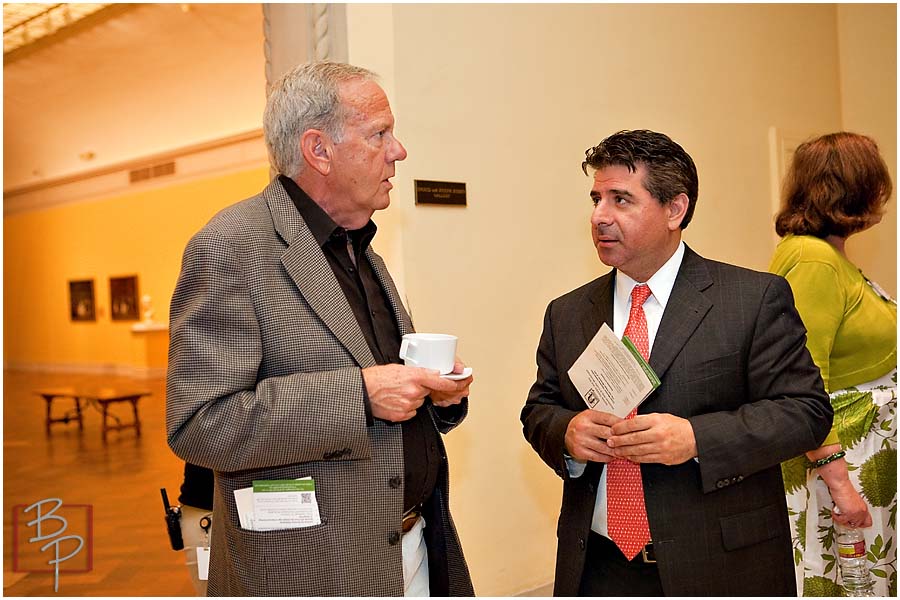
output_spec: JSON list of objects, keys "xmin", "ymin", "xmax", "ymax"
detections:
[
  {"xmin": 300, "ymin": 130, "xmax": 332, "ymax": 176},
  {"xmin": 667, "ymin": 193, "xmax": 689, "ymax": 230}
]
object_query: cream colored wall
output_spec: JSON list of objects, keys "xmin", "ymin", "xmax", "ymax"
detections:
[
  {"xmin": 348, "ymin": 3, "xmax": 861, "ymax": 595},
  {"xmin": 3, "ymin": 166, "xmax": 270, "ymax": 369},
  {"xmin": 837, "ymin": 3, "xmax": 897, "ymax": 296}
]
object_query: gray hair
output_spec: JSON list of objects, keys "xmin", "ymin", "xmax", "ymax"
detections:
[{"xmin": 263, "ymin": 61, "xmax": 379, "ymax": 178}]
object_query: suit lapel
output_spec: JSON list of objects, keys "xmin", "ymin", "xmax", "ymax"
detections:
[
  {"xmin": 265, "ymin": 181, "xmax": 377, "ymax": 368},
  {"xmin": 367, "ymin": 248, "xmax": 414, "ymax": 336},
  {"xmin": 649, "ymin": 246, "xmax": 713, "ymax": 380},
  {"xmin": 583, "ymin": 272, "xmax": 615, "ymax": 345}
]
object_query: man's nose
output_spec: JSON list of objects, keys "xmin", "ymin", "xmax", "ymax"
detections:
[
  {"xmin": 591, "ymin": 200, "xmax": 611, "ymax": 225},
  {"xmin": 389, "ymin": 135, "xmax": 407, "ymax": 162}
]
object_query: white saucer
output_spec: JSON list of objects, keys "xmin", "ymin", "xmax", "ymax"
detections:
[{"xmin": 441, "ymin": 367, "xmax": 473, "ymax": 381}]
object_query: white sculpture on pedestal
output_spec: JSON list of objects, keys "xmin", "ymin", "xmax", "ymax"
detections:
[{"xmin": 141, "ymin": 294, "xmax": 154, "ymax": 323}]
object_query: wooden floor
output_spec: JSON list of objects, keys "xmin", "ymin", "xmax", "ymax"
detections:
[{"xmin": 3, "ymin": 370, "xmax": 196, "ymax": 596}]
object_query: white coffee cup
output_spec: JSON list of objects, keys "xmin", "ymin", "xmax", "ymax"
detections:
[{"xmin": 399, "ymin": 333, "xmax": 457, "ymax": 375}]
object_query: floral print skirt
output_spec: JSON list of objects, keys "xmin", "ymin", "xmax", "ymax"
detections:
[{"xmin": 782, "ymin": 369, "xmax": 897, "ymax": 596}]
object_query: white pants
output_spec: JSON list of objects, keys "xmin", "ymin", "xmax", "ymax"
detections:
[
  {"xmin": 179, "ymin": 504, "xmax": 211, "ymax": 596},
  {"xmin": 402, "ymin": 516, "xmax": 429, "ymax": 597}
]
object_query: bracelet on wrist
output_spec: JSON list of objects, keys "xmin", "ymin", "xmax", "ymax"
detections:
[{"xmin": 813, "ymin": 450, "xmax": 846, "ymax": 468}]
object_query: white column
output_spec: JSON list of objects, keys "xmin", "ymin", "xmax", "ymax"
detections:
[{"xmin": 261, "ymin": 3, "xmax": 348, "ymax": 89}]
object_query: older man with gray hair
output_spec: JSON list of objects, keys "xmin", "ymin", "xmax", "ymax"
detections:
[{"xmin": 166, "ymin": 61, "xmax": 475, "ymax": 596}]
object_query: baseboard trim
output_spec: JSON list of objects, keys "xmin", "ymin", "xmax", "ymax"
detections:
[
  {"xmin": 4, "ymin": 361, "xmax": 165, "ymax": 380},
  {"xmin": 516, "ymin": 581, "xmax": 554, "ymax": 596}
]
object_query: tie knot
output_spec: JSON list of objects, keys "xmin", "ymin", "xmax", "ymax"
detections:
[{"xmin": 631, "ymin": 284, "xmax": 652, "ymax": 306}]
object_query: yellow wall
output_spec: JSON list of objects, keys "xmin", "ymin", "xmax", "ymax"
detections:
[{"xmin": 3, "ymin": 166, "xmax": 271, "ymax": 369}]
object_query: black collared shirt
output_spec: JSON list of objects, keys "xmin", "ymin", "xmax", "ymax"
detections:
[{"xmin": 279, "ymin": 175, "xmax": 441, "ymax": 513}]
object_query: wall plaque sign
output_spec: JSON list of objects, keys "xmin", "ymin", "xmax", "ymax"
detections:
[{"xmin": 414, "ymin": 179, "xmax": 467, "ymax": 206}]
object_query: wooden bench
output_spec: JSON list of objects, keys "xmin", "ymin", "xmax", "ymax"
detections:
[
  {"xmin": 34, "ymin": 387, "xmax": 151, "ymax": 442},
  {"xmin": 35, "ymin": 388, "xmax": 85, "ymax": 435}
]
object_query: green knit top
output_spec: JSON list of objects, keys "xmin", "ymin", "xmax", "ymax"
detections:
[{"xmin": 770, "ymin": 234, "xmax": 896, "ymax": 392}]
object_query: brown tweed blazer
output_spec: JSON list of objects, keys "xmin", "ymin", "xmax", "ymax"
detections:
[{"xmin": 166, "ymin": 180, "xmax": 474, "ymax": 596}]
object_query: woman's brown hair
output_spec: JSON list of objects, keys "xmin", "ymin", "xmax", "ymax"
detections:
[{"xmin": 775, "ymin": 132, "xmax": 893, "ymax": 238}]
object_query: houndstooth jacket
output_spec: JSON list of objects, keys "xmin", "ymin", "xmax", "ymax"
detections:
[{"xmin": 166, "ymin": 179, "xmax": 474, "ymax": 596}]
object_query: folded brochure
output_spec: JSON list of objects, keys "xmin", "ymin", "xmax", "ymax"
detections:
[
  {"xmin": 567, "ymin": 323, "xmax": 661, "ymax": 418},
  {"xmin": 234, "ymin": 477, "xmax": 321, "ymax": 531}
]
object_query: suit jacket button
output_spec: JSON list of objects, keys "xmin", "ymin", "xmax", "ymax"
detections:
[
  {"xmin": 389, "ymin": 476, "xmax": 402, "ymax": 488},
  {"xmin": 737, "ymin": 475, "xmax": 744, "ymax": 482},
  {"xmin": 579, "ymin": 538, "xmax": 586, "ymax": 550},
  {"xmin": 716, "ymin": 480, "xmax": 726, "ymax": 489},
  {"xmin": 388, "ymin": 531, "xmax": 401, "ymax": 545}
]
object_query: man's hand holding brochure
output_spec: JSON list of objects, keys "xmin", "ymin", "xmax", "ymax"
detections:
[{"xmin": 565, "ymin": 324, "xmax": 699, "ymax": 466}]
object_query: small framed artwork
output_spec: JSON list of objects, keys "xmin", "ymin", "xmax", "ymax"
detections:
[
  {"xmin": 109, "ymin": 275, "xmax": 139, "ymax": 321},
  {"xmin": 69, "ymin": 279, "xmax": 96, "ymax": 322}
]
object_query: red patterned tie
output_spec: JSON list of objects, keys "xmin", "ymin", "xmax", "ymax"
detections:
[{"xmin": 607, "ymin": 283, "xmax": 652, "ymax": 560}]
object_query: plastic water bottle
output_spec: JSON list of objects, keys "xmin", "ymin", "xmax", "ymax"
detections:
[{"xmin": 836, "ymin": 524, "xmax": 875, "ymax": 596}]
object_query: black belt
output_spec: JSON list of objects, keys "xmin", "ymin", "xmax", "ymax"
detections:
[
  {"xmin": 589, "ymin": 531, "xmax": 657, "ymax": 564},
  {"xmin": 401, "ymin": 507, "xmax": 422, "ymax": 534}
]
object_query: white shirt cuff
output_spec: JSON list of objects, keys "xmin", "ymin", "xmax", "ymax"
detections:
[{"xmin": 564, "ymin": 453, "xmax": 588, "ymax": 478}]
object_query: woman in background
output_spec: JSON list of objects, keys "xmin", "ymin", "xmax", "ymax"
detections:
[{"xmin": 770, "ymin": 132, "xmax": 896, "ymax": 596}]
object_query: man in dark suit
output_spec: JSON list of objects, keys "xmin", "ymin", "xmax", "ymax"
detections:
[
  {"xmin": 167, "ymin": 62, "xmax": 474, "ymax": 596},
  {"xmin": 520, "ymin": 130, "xmax": 833, "ymax": 596}
]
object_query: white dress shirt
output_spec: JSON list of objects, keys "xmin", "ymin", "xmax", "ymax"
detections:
[{"xmin": 567, "ymin": 241, "xmax": 685, "ymax": 539}]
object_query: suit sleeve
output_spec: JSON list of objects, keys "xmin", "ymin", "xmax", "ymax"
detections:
[
  {"xmin": 431, "ymin": 402, "xmax": 468, "ymax": 433},
  {"xmin": 689, "ymin": 276, "xmax": 834, "ymax": 493},
  {"xmin": 781, "ymin": 261, "xmax": 844, "ymax": 446},
  {"xmin": 521, "ymin": 302, "xmax": 581, "ymax": 479},
  {"xmin": 166, "ymin": 228, "xmax": 372, "ymax": 472}
]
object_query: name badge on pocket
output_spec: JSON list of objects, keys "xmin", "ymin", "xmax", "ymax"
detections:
[{"xmin": 196, "ymin": 547, "xmax": 210, "ymax": 580}]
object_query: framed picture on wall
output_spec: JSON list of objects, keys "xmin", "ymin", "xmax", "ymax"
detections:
[
  {"xmin": 109, "ymin": 275, "xmax": 139, "ymax": 321},
  {"xmin": 69, "ymin": 279, "xmax": 96, "ymax": 322}
]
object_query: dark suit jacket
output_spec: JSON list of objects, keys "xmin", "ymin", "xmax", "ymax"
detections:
[
  {"xmin": 521, "ymin": 246, "xmax": 832, "ymax": 596},
  {"xmin": 166, "ymin": 180, "xmax": 474, "ymax": 596}
]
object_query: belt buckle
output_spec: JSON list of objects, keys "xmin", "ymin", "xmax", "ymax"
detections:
[
  {"xmin": 401, "ymin": 509, "xmax": 420, "ymax": 534},
  {"xmin": 640, "ymin": 543, "xmax": 657, "ymax": 564}
]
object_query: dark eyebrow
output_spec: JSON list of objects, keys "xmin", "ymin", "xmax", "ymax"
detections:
[{"xmin": 591, "ymin": 188, "xmax": 633, "ymax": 199}]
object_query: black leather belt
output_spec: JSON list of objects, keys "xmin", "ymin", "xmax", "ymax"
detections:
[
  {"xmin": 639, "ymin": 543, "xmax": 657, "ymax": 564},
  {"xmin": 590, "ymin": 531, "xmax": 657, "ymax": 564},
  {"xmin": 401, "ymin": 507, "xmax": 422, "ymax": 534}
]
